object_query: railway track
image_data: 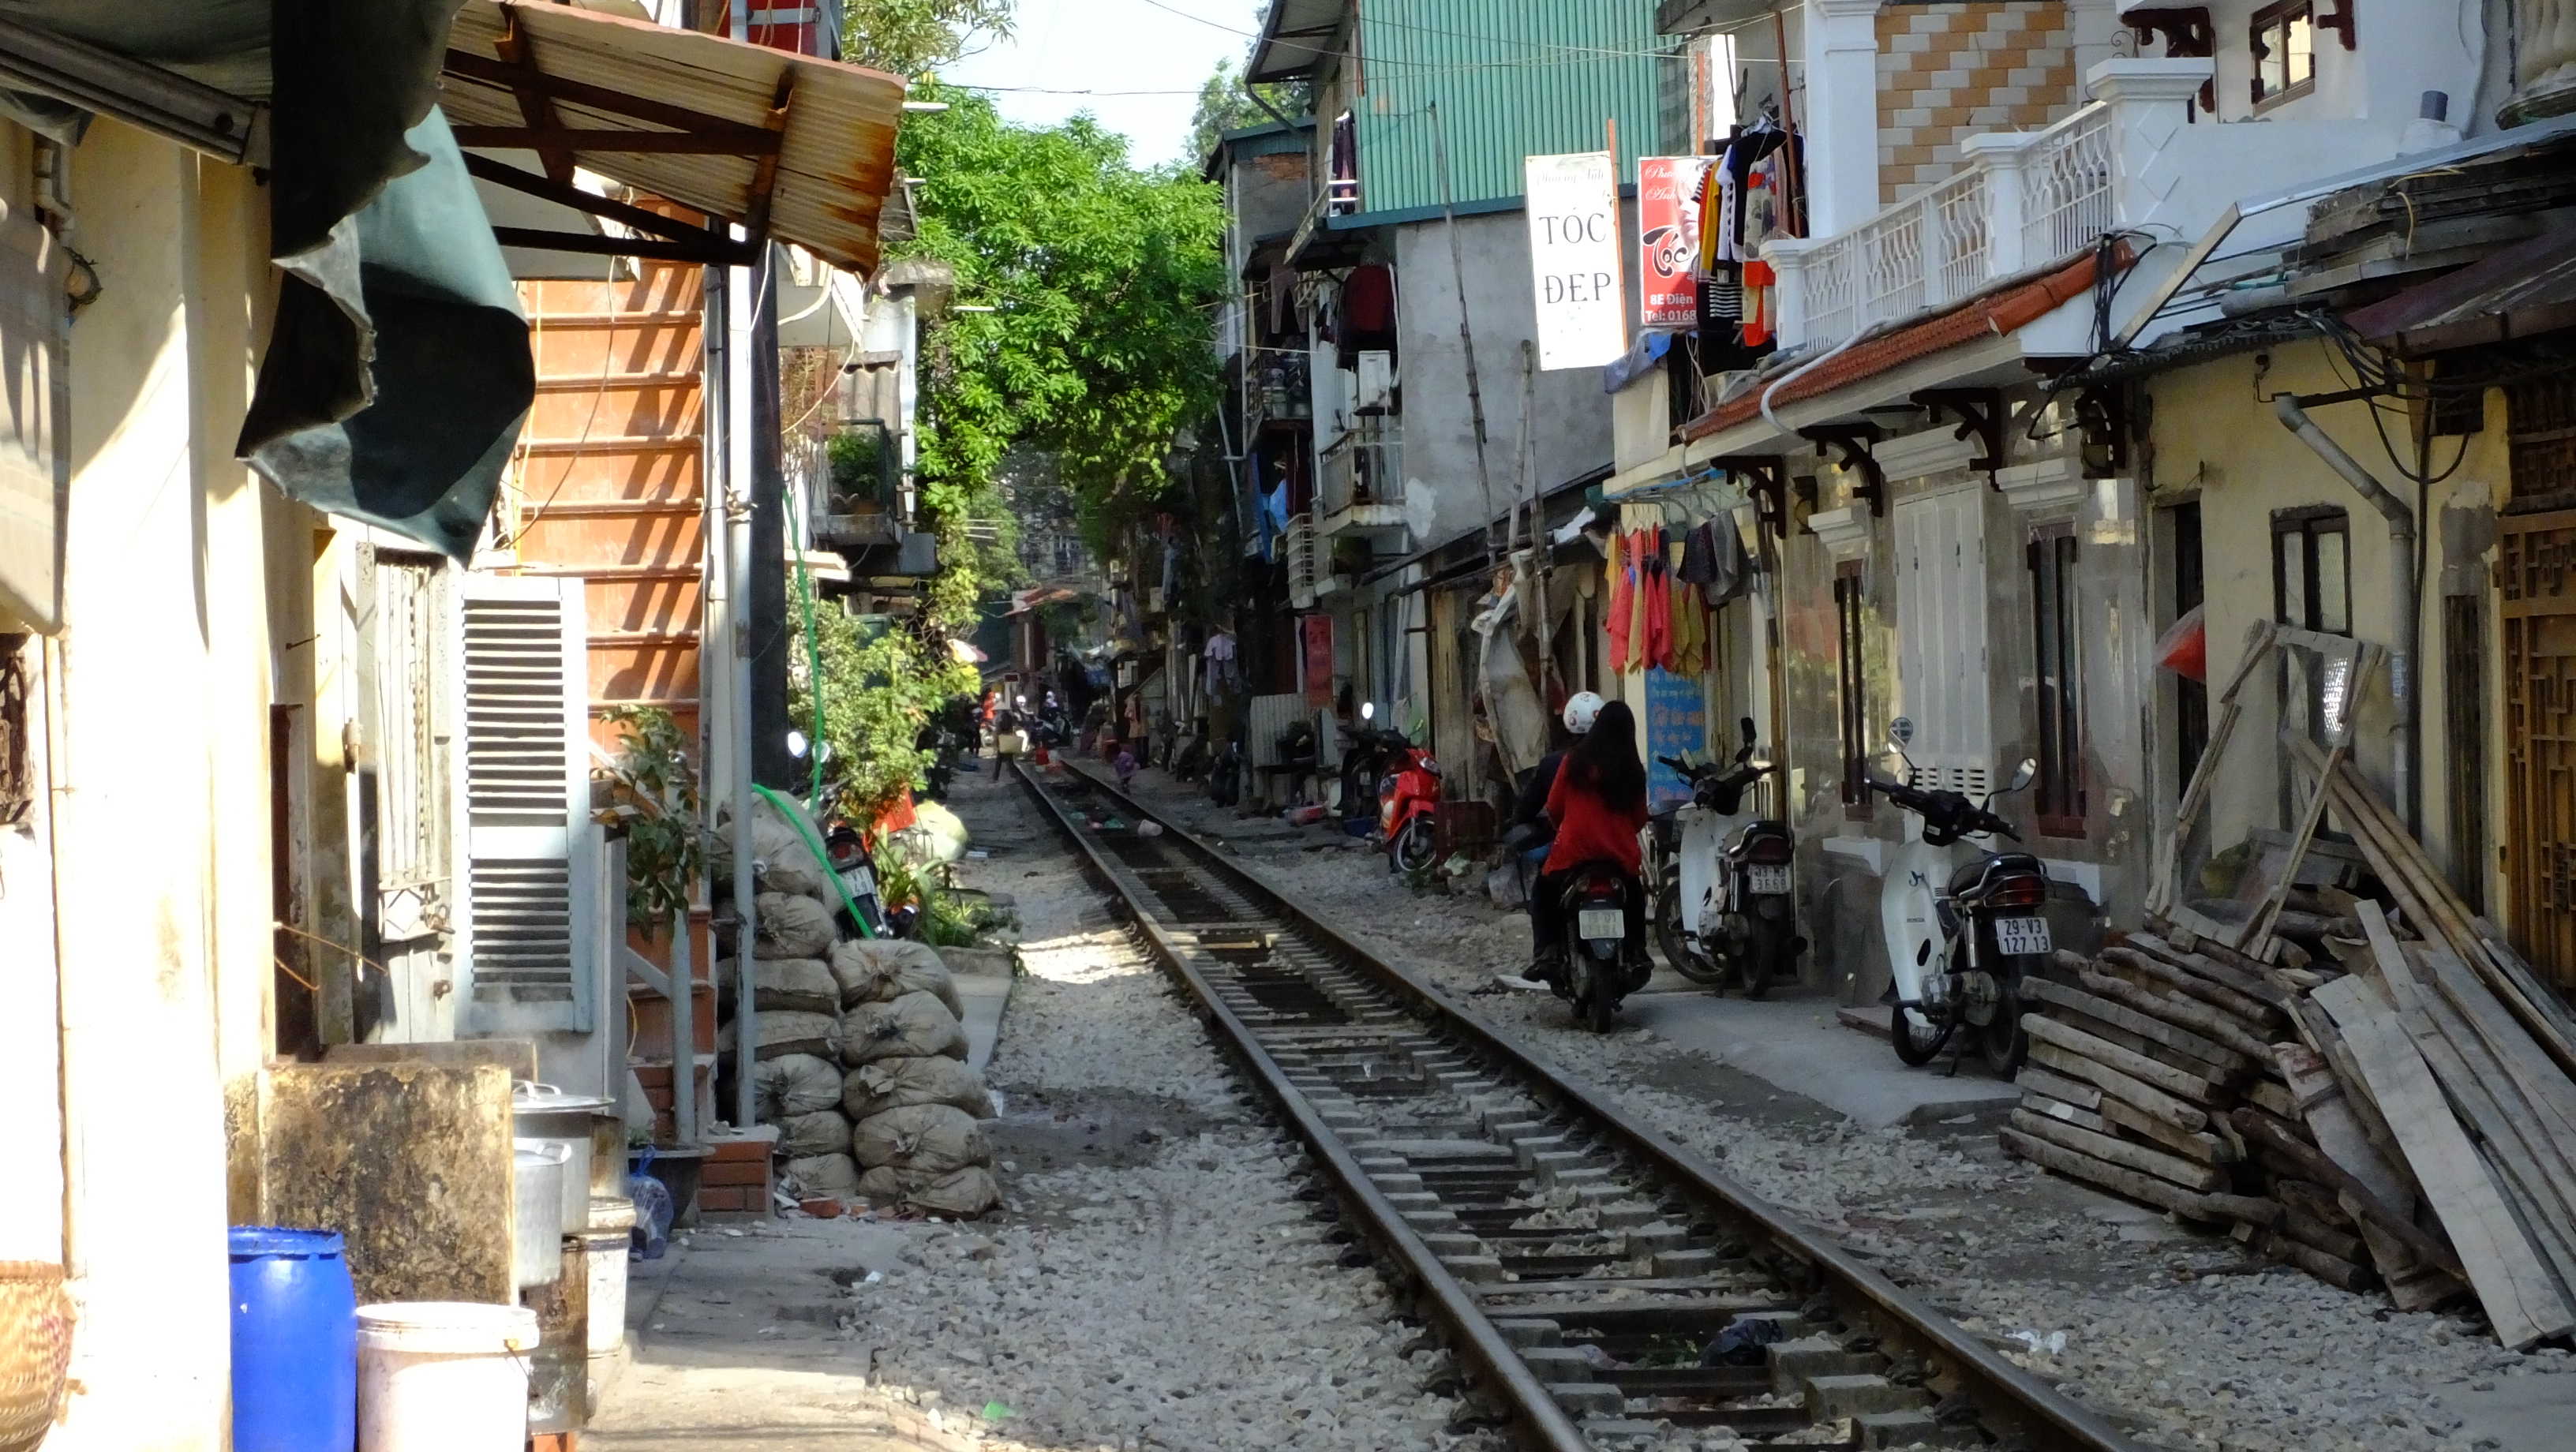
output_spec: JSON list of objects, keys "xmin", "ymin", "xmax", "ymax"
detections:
[{"xmin": 1014, "ymin": 761, "xmax": 2141, "ymax": 1452}]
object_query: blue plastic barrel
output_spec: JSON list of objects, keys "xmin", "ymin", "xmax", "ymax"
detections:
[{"xmin": 228, "ymin": 1226, "xmax": 358, "ymax": 1452}]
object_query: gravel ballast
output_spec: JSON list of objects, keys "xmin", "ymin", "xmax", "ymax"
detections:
[
  {"xmin": 1104, "ymin": 765, "xmax": 2574, "ymax": 1452},
  {"xmin": 831, "ymin": 769, "xmax": 1483, "ymax": 1452}
]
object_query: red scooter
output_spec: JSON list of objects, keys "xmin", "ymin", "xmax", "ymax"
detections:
[{"xmin": 1354, "ymin": 703, "xmax": 1440, "ymax": 874}]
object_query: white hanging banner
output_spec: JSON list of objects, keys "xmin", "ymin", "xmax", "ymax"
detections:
[{"xmin": 1524, "ymin": 151, "xmax": 1626, "ymax": 370}]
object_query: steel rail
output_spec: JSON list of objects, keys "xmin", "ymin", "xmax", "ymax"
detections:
[{"xmin": 1013, "ymin": 760, "xmax": 2142, "ymax": 1452}]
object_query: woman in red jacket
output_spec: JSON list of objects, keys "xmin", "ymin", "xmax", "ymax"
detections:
[{"xmin": 1532, "ymin": 700, "xmax": 1651, "ymax": 982}]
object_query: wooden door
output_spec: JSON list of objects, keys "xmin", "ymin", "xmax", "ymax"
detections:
[{"xmin": 2501, "ymin": 507, "xmax": 2576, "ymax": 990}]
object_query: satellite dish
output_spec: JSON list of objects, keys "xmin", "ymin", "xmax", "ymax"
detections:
[{"xmin": 1402, "ymin": 477, "xmax": 1436, "ymax": 541}]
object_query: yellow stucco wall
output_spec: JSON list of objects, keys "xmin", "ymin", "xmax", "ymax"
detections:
[
  {"xmin": 41, "ymin": 117, "xmax": 283, "ymax": 1450},
  {"xmin": 2143, "ymin": 338, "xmax": 2509, "ymax": 915}
]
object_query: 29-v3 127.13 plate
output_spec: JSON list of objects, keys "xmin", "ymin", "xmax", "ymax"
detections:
[{"xmin": 1994, "ymin": 915, "xmax": 2053, "ymax": 956}]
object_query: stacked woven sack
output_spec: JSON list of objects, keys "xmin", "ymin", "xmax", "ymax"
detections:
[
  {"xmin": 834, "ymin": 938, "xmax": 999, "ymax": 1215},
  {"xmin": 719, "ymin": 792, "xmax": 998, "ymax": 1216}
]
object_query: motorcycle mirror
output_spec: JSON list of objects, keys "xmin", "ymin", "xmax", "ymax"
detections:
[
  {"xmin": 787, "ymin": 728, "xmax": 809, "ymax": 760},
  {"xmin": 1739, "ymin": 717, "xmax": 1757, "ymax": 748},
  {"xmin": 1361, "ymin": 702, "xmax": 1375, "ymax": 721},
  {"xmin": 2008, "ymin": 757, "xmax": 2038, "ymax": 792}
]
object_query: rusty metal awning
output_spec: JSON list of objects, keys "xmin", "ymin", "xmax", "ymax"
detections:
[
  {"xmin": 441, "ymin": 0, "xmax": 903, "ymax": 274},
  {"xmin": 2343, "ymin": 226, "xmax": 2576, "ymax": 357}
]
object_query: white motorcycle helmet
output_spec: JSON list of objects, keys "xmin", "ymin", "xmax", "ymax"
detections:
[{"xmin": 1562, "ymin": 691, "xmax": 1605, "ymax": 735}]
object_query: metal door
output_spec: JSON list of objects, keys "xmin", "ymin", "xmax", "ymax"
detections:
[{"xmin": 2501, "ymin": 507, "xmax": 2576, "ymax": 990}]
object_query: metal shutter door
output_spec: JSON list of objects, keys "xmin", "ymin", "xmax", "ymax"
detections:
[{"xmin": 458, "ymin": 574, "xmax": 594, "ymax": 1034}]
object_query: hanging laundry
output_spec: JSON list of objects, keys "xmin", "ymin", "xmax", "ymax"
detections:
[
  {"xmin": 1678, "ymin": 520, "xmax": 1716, "ymax": 586},
  {"xmin": 1668, "ymin": 586, "xmax": 1702, "ymax": 677},
  {"xmin": 1742, "ymin": 259, "xmax": 1777, "ymax": 347},
  {"xmin": 1339, "ymin": 264, "xmax": 1398, "ymax": 366},
  {"xmin": 1642, "ymin": 531, "xmax": 1673, "ymax": 672},
  {"xmin": 1704, "ymin": 516, "xmax": 1750, "ymax": 607},
  {"xmin": 1624, "ymin": 530, "xmax": 1653, "ymax": 674},
  {"xmin": 1604, "ymin": 527, "xmax": 1633, "ymax": 675}
]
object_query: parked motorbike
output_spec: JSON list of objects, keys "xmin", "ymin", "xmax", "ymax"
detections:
[
  {"xmin": 1651, "ymin": 718, "xmax": 1803, "ymax": 996},
  {"xmin": 1864, "ymin": 730, "xmax": 2047, "ymax": 1073},
  {"xmin": 1555, "ymin": 864, "xmax": 1646, "ymax": 1032},
  {"xmin": 825, "ymin": 825, "xmax": 894, "ymax": 940},
  {"xmin": 1352, "ymin": 703, "xmax": 1440, "ymax": 873}
]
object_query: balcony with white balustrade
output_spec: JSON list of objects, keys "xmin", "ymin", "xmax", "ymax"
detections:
[{"xmin": 1762, "ymin": 58, "xmax": 2379, "ymax": 357}]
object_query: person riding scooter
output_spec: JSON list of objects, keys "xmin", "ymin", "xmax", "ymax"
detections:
[
  {"xmin": 1529, "ymin": 699, "xmax": 1651, "ymax": 992},
  {"xmin": 1505, "ymin": 694, "xmax": 1601, "ymax": 975}
]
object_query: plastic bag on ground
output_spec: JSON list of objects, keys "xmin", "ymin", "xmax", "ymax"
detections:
[
  {"xmin": 754, "ymin": 893, "xmax": 837, "ymax": 960},
  {"xmin": 747, "ymin": 957, "xmax": 838, "ymax": 1015},
  {"xmin": 842, "ymin": 1056, "xmax": 994, "ymax": 1121},
  {"xmin": 849, "ymin": 1103, "xmax": 988, "ymax": 1175},
  {"xmin": 628, "ymin": 1171, "xmax": 674, "ymax": 1259},
  {"xmin": 754, "ymin": 1052, "xmax": 844, "ymax": 1120},
  {"xmin": 840, "ymin": 991, "xmax": 967, "ymax": 1065},
  {"xmin": 782, "ymin": 1152, "xmax": 862, "ymax": 1201},
  {"xmin": 752, "ymin": 1010, "xmax": 840, "ymax": 1061},
  {"xmin": 780, "ymin": 1108, "xmax": 852, "ymax": 1158},
  {"xmin": 828, "ymin": 938, "xmax": 964, "ymax": 1017},
  {"xmin": 857, "ymin": 1164, "xmax": 1000, "ymax": 1217},
  {"xmin": 887, "ymin": 799, "xmax": 969, "ymax": 865}
]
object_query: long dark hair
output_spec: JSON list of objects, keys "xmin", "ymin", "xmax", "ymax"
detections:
[{"xmin": 1564, "ymin": 700, "xmax": 1646, "ymax": 812}]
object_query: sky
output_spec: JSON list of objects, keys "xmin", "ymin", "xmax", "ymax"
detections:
[{"xmin": 937, "ymin": 0, "xmax": 1264, "ymax": 170}]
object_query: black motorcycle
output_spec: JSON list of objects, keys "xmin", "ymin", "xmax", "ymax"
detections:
[
  {"xmin": 1652, "ymin": 719, "xmax": 1803, "ymax": 997},
  {"xmin": 1554, "ymin": 864, "xmax": 1647, "ymax": 1032}
]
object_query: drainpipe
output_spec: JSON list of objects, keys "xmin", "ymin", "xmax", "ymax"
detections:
[{"xmin": 2273, "ymin": 392, "xmax": 2419, "ymax": 835}]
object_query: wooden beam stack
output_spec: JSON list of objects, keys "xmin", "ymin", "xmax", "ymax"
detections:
[{"xmin": 2005, "ymin": 749, "xmax": 2576, "ymax": 1349}]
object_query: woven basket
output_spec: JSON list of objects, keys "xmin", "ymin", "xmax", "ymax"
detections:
[{"xmin": 0, "ymin": 1262, "xmax": 71, "ymax": 1452}]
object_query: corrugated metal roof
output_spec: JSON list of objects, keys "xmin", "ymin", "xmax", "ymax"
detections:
[
  {"xmin": 443, "ymin": 0, "xmax": 903, "ymax": 275},
  {"xmin": 1347, "ymin": 0, "xmax": 1668, "ymax": 215},
  {"xmin": 1248, "ymin": 0, "xmax": 1346, "ymax": 83}
]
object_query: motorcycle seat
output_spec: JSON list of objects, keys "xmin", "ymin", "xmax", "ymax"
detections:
[{"xmin": 1949, "ymin": 852, "xmax": 2042, "ymax": 896}]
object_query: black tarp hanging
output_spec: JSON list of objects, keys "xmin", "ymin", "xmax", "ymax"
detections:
[
  {"xmin": 236, "ymin": 106, "xmax": 531, "ymax": 559},
  {"xmin": 0, "ymin": 1, "xmax": 531, "ymax": 559}
]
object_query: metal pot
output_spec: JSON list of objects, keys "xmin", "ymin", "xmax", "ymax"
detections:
[
  {"xmin": 513, "ymin": 1140, "xmax": 571, "ymax": 1288},
  {"xmin": 512, "ymin": 1082, "xmax": 616, "ymax": 1230}
]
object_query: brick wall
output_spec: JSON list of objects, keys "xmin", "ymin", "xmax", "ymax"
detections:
[{"xmin": 1877, "ymin": 2, "xmax": 2084, "ymax": 204}]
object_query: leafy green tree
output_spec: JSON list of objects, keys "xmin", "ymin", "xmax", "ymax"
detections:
[
  {"xmin": 895, "ymin": 84, "xmax": 1229, "ymax": 568},
  {"xmin": 1187, "ymin": 56, "xmax": 1309, "ymax": 165},
  {"xmin": 790, "ymin": 608, "xmax": 977, "ymax": 826},
  {"xmin": 841, "ymin": 0, "xmax": 1016, "ymax": 76}
]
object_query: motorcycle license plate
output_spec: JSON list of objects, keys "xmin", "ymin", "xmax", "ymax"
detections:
[
  {"xmin": 1994, "ymin": 915, "xmax": 2053, "ymax": 956},
  {"xmin": 1577, "ymin": 908, "xmax": 1625, "ymax": 941},
  {"xmin": 1745, "ymin": 865, "xmax": 1792, "ymax": 896},
  {"xmin": 840, "ymin": 866, "xmax": 877, "ymax": 900}
]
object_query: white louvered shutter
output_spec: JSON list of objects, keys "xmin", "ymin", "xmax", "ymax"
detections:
[
  {"xmin": 457, "ymin": 574, "xmax": 595, "ymax": 1034},
  {"xmin": 1893, "ymin": 487, "xmax": 1994, "ymax": 797}
]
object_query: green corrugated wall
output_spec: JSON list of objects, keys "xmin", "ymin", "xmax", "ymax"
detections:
[{"xmin": 1350, "ymin": 0, "xmax": 1670, "ymax": 217}]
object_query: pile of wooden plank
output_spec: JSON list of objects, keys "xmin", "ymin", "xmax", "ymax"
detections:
[{"xmin": 2003, "ymin": 747, "xmax": 2576, "ymax": 1349}]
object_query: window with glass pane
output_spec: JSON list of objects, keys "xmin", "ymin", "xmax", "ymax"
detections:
[
  {"xmin": 2252, "ymin": 2, "xmax": 2316, "ymax": 107},
  {"xmin": 2272, "ymin": 507, "xmax": 2350, "ymax": 634}
]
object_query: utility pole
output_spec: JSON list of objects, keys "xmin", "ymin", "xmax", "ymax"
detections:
[{"xmin": 1428, "ymin": 102, "xmax": 1498, "ymax": 564}]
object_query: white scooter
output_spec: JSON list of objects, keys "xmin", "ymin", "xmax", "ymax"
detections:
[
  {"xmin": 1650, "ymin": 719, "xmax": 1800, "ymax": 995},
  {"xmin": 1868, "ymin": 724, "xmax": 2050, "ymax": 1074}
]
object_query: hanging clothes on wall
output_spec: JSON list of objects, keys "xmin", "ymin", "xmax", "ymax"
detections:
[
  {"xmin": 1639, "ymin": 529, "xmax": 1672, "ymax": 672},
  {"xmin": 1604, "ymin": 527, "xmax": 1634, "ymax": 673},
  {"xmin": 1339, "ymin": 264, "xmax": 1398, "ymax": 367}
]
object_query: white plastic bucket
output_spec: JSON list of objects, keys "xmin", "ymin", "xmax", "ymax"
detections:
[
  {"xmin": 582, "ymin": 1196, "xmax": 636, "ymax": 1357},
  {"xmin": 354, "ymin": 1302, "xmax": 537, "ymax": 1452}
]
